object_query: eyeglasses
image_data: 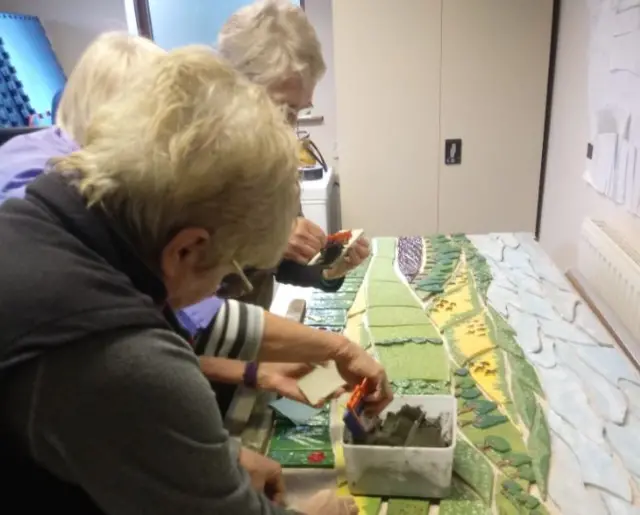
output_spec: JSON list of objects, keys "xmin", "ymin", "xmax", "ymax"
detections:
[
  {"xmin": 284, "ymin": 103, "xmax": 314, "ymax": 128},
  {"xmin": 232, "ymin": 260, "xmax": 253, "ymax": 293},
  {"xmin": 285, "ymin": 106, "xmax": 299, "ymax": 127},
  {"xmin": 216, "ymin": 261, "xmax": 254, "ymax": 298}
]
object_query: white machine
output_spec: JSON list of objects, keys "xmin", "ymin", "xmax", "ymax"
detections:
[{"xmin": 300, "ymin": 167, "xmax": 341, "ymax": 234}]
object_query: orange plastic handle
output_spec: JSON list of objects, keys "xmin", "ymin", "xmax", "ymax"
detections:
[
  {"xmin": 346, "ymin": 378, "xmax": 370, "ymax": 411},
  {"xmin": 327, "ymin": 230, "xmax": 352, "ymax": 245}
]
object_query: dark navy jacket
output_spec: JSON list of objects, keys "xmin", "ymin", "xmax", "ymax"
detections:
[{"xmin": 0, "ymin": 173, "xmax": 180, "ymax": 513}]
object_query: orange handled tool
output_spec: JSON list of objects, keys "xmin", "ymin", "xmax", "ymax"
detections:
[
  {"xmin": 344, "ymin": 379, "xmax": 375, "ymax": 439},
  {"xmin": 327, "ymin": 229, "xmax": 353, "ymax": 245}
]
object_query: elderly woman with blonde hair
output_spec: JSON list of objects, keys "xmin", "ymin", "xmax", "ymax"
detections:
[
  {"xmin": 0, "ymin": 30, "xmax": 391, "ymax": 423},
  {"xmin": 214, "ymin": 0, "xmax": 371, "ymax": 310},
  {"xmin": 0, "ymin": 46, "xmax": 363, "ymax": 515}
]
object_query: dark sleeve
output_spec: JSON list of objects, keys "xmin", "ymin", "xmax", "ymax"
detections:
[
  {"xmin": 26, "ymin": 328, "xmax": 294, "ymax": 515},
  {"xmin": 275, "ymin": 259, "xmax": 344, "ymax": 292}
]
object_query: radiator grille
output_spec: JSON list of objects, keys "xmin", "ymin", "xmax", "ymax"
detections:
[{"xmin": 578, "ymin": 219, "xmax": 640, "ymax": 342}]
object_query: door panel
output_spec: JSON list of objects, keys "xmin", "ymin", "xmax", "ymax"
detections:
[
  {"xmin": 438, "ymin": 0, "xmax": 553, "ymax": 234},
  {"xmin": 332, "ymin": 0, "xmax": 442, "ymax": 236}
]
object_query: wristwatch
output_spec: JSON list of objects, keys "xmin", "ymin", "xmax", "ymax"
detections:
[{"xmin": 243, "ymin": 361, "xmax": 259, "ymax": 389}]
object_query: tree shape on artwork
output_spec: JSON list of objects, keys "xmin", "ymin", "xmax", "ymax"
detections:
[
  {"xmin": 459, "ymin": 412, "xmax": 509, "ymax": 430},
  {"xmin": 459, "ymin": 399, "xmax": 498, "ymax": 417},
  {"xmin": 482, "ymin": 435, "xmax": 511, "ymax": 454}
]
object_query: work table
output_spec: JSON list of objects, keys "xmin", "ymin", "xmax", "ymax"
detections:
[{"xmin": 245, "ymin": 233, "xmax": 640, "ymax": 515}]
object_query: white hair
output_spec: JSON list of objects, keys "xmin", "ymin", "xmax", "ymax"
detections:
[
  {"xmin": 56, "ymin": 31, "xmax": 165, "ymax": 145},
  {"xmin": 53, "ymin": 46, "xmax": 300, "ymax": 271},
  {"xmin": 218, "ymin": 0, "xmax": 326, "ymax": 89}
]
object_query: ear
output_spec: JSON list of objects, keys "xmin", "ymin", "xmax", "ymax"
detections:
[{"xmin": 161, "ymin": 228, "xmax": 210, "ymax": 280}]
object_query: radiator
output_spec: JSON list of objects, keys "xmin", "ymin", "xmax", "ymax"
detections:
[{"xmin": 577, "ymin": 218, "xmax": 640, "ymax": 342}]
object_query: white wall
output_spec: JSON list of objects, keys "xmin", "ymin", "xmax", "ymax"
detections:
[
  {"xmin": 539, "ymin": 0, "xmax": 640, "ymax": 270},
  {"xmin": 0, "ymin": 0, "xmax": 129, "ymax": 73},
  {"xmin": 299, "ymin": 0, "xmax": 338, "ymax": 168}
]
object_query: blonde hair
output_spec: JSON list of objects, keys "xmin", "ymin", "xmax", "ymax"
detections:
[
  {"xmin": 56, "ymin": 31, "xmax": 165, "ymax": 146},
  {"xmin": 53, "ymin": 45, "xmax": 300, "ymax": 271},
  {"xmin": 218, "ymin": 0, "xmax": 325, "ymax": 89}
]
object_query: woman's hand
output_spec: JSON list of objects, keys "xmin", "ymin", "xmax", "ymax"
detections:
[
  {"xmin": 285, "ymin": 217, "xmax": 327, "ymax": 264},
  {"xmin": 323, "ymin": 236, "xmax": 371, "ymax": 280},
  {"xmin": 239, "ymin": 448, "xmax": 286, "ymax": 506},
  {"xmin": 295, "ymin": 489, "xmax": 359, "ymax": 515},
  {"xmin": 257, "ymin": 363, "xmax": 343, "ymax": 405},
  {"xmin": 334, "ymin": 341, "xmax": 393, "ymax": 415}
]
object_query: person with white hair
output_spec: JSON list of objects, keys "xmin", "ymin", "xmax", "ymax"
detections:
[
  {"xmin": 0, "ymin": 46, "xmax": 372, "ymax": 515},
  {"xmin": 0, "ymin": 31, "xmax": 380, "ymax": 415},
  {"xmin": 217, "ymin": 0, "xmax": 371, "ymax": 310}
]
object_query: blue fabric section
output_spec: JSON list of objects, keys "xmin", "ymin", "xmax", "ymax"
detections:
[
  {"xmin": 0, "ymin": 119, "xmax": 222, "ymax": 339},
  {"xmin": 175, "ymin": 309, "xmax": 199, "ymax": 337},
  {"xmin": 180, "ymin": 297, "xmax": 224, "ymax": 335},
  {"xmin": 1, "ymin": 168, "xmax": 43, "ymax": 194},
  {"xmin": 0, "ymin": 127, "xmax": 78, "ymax": 205}
]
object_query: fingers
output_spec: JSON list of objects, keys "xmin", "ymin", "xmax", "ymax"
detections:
[
  {"xmin": 339, "ymin": 238, "xmax": 371, "ymax": 271},
  {"xmin": 266, "ymin": 472, "xmax": 287, "ymax": 506},
  {"xmin": 277, "ymin": 382, "xmax": 312, "ymax": 404},
  {"xmin": 297, "ymin": 489, "xmax": 358, "ymax": 515},
  {"xmin": 341, "ymin": 497, "xmax": 359, "ymax": 515},
  {"xmin": 336, "ymin": 343, "xmax": 393, "ymax": 414},
  {"xmin": 353, "ymin": 237, "xmax": 370, "ymax": 259},
  {"xmin": 312, "ymin": 386, "xmax": 348, "ymax": 408},
  {"xmin": 296, "ymin": 219, "xmax": 326, "ymax": 250},
  {"xmin": 364, "ymin": 377, "xmax": 394, "ymax": 415},
  {"xmin": 302, "ymin": 219, "xmax": 327, "ymax": 246},
  {"xmin": 286, "ymin": 240, "xmax": 319, "ymax": 263}
]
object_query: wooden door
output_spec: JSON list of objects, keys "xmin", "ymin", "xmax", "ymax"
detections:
[
  {"xmin": 437, "ymin": 0, "xmax": 554, "ymax": 234},
  {"xmin": 332, "ymin": 0, "xmax": 442, "ymax": 236}
]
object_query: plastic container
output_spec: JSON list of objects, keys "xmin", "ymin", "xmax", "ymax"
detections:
[{"xmin": 342, "ymin": 394, "xmax": 456, "ymax": 499}]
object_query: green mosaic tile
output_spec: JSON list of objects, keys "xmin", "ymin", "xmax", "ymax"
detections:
[
  {"xmin": 269, "ymin": 424, "xmax": 332, "ymax": 452},
  {"xmin": 438, "ymin": 500, "xmax": 491, "ymax": 515},
  {"xmin": 338, "ymin": 282, "xmax": 364, "ymax": 293},
  {"xmin": 387, "ymin": 499, "xmax": 430, "ymax": 515},
  {"xmin": 507, "ymin": 351, "xmax": 543, "ymax": 396},
  {"xmin": 354, "ymin": 496, "xmax": 382, "ymax": 515},
  {"xmin": 367, "ymin": 306, "xmax": 434, "ymax": 327},
  {"xmin": 528, "ymin": 403, "xmax": 550, "ymax": 499},
  {"xmin": 449, "ymin": 475, "xmax": 484, "ymax": 502},
  {"xmin": 391, "ymin": 379, "xmax": 450, "ymax": 395},
  {"xmin": 453, "ymin": 438, "xmax": 494, "ymax": 504},
  {"xmin": 267, "ymin": 449, "xmax": 334, "ymax": 468},
  {"xmin": 460, "ymin": 406, "xmax": 528, "ymax": 468},
  {"xmin": 311, "ymin": 292, "xmax": 357, "ymax": 301},
  {"xmin": 366, "ymin": 282, "xmax": 422, "ymax": 307},
  {"xmin": 376, "ymin": 342, "xmax": 449, "ymax": 381},
  {"xmin": 486, "ymin": 308, "xmax": 524, "ymax": 359},
  {"xmin": 308, "ymin": 298, "xmax": 355, "ymax": 310},
  {"xmin": 370, "ymin": 324, "xmax": 441, "ymax": 342},
  {"xmin": 305, "ymin": 308, "xmax": 347, "ymax": 324},
  {"xmin": 510, "ymin": 376, "xmax": 537, "ymax": 429},
  {"xmin": 273, "ymin": 406, "xmax": 330, "ymax": 428},
  {"xmin": 368, "ymin": 260, "xmax": 400, "ymax": 282},
  {"xmin": 374, "ymin": 237, "xmax": 397, "ymax": 259},
  {"xmin": 347, "ymin": 261, "xmax": 370, "ymax": 278},
  {"xmin": 496, "ymin": 492, "xmax": 521, "ymax": 515}
]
